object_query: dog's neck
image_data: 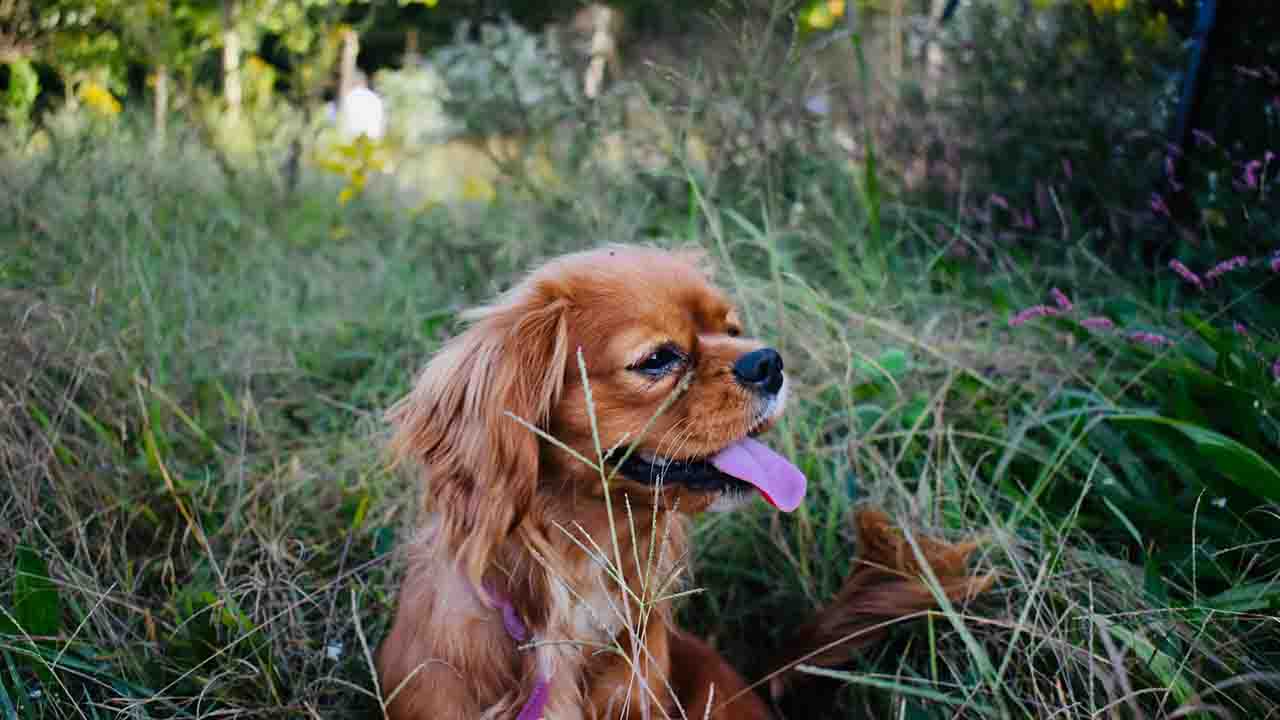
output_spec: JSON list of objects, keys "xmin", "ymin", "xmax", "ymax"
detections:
[
  {"xmin": 496, "ymin": 492, "xmax": 690, "ymax": 634},
  {"xmin": 490, "ymin": 495, "xmax": 690, "ymax": 716}
]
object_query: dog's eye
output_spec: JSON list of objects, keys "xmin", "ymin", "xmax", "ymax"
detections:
[
  {"xmin": 726, "ymin": 326, "xmax": 741, "ymax": 338},
  {"xmin": 632, "ymin": 346, "xmax": 683, "ymax": 376}
]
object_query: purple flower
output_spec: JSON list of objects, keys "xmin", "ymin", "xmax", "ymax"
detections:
[
  {"xmin": 1165, "ymin": 156, "xmax": 1183, "ymax": 192},
  {"xmin": 1014, "ymin": 209, "xmax": 1036, "ymax": 230},
  {"xmin": 1009, "ymin": 304, "xmax": 1059, "ymax": 327},
  {"xmin": 1204, "ymin": 255, "xmax": 1248, "ymax": 281},
  {"xmin": 1128, "ymin": 330, "xmax": 1174, "ymax": 348},
  {"xmin": 1273, "ymin": 357, "xmax": 1280, "ymax": 381},
  {"xmin": 1050, "ymin": 288, "xmax": 1073, "ymax": 312},
  {"xmin": 1234, "ymin": 322, "xmax": 1248, "ymax": 335},
  {"xmin": 1267, "ymin": 150, "xmax": 1276, "ymax": 165},
  {"xmin": 1036, "ymin": 181, "xmax": 1051, "ymax": 214},
  {"xmin": 1192, "ymin": 129, "xmax": 1216, "ymax": 147},
  {"xmin": 989, "ymin": 193, "xmax": 1010, "ymax": 211},
  {"xmin": 1062, "ymin": 158, "xmax": 1073, "ymax": 180},
  {"xmin": 1243, "ymin": 159, "xmax": 1263, "ymax": 189},
  {"xmin": 1271, "ymin": 253, "xmax": 1280, "ymax": 272},
  {"xmin": 1151, "ymin": 192, "xmax": 1170, "ymax": 217},
  {"xmin": 1169, "ymin": 259, "xmax": 1203, "ymax": 289},
  {"xmin": 1080, "ymin": 316, "xmax": 1115, "ymax": 332}
]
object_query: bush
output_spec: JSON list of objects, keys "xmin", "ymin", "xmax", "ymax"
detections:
[{"xmin": 430, "ymin": 16, "xmax": 582, "ymax": 137}]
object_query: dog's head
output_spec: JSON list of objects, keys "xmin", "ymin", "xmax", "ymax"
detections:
[{"xmin": 388, "ymin": 245, "xmax": 806, "ymax": 583}]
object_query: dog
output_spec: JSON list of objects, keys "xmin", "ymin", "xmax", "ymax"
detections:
[{"xmin": 376, "ymin": 245, "xmax": 992, "ymax": 719}]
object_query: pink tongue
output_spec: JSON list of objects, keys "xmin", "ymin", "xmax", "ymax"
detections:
[{"xmin": 708, "ymin": 438, "xmax": 807, "ymax": 512}]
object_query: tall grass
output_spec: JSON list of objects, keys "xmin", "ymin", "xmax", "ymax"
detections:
[{"xmin": 4, "ymin": 26, "xmax": 1280, "ymax": 720}]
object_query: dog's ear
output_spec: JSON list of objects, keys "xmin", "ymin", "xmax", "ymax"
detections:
[{"xmin": 387, "ymin": 286, "xmax": 569, "ymax": 589}]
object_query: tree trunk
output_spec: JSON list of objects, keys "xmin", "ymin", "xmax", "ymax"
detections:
[
  {"xmin": 924, "ymin": 0, "xmax": 948, "ymax": 103},
  {"xmin": 153, "ymin": 64, "xmax": 169, "ymax": 150},
  {"xmin": 890, "ymin": 0, "xmax": 905, "ymax": 84},
  {"xmin": 577, "ymin": 4, "xmax": 620, "ymax": 100},
  {"xmin": 338, "ymin": 26, "xmax": 358, "ymax": 107},
  {"xmin": 404, "ymin": 27, "xmax": 419, "ymax": 66},
  {"xmin": 222, "ymin": 0, "xmax": 242, "ymax": 117},
  {"xmin": 61, "ymin": 68, "xmax": 78, "ymax": 107}
]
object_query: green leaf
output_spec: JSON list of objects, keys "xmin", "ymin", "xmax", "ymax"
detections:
[
  {"xmin": 9, "ymin": 546, "xmax": 61, "ymax": 640},
  {"xmin": 1203, "ymin": 582, "xmax": 1280, "ymax": 612},
  {"xmin": 853, "ymin": 348, "xmax": 911, "ymax": 384},
  {"xmin": 0, "ymin": 650, "xmax": 24, "ymax": 719},
  {"xmin": 902, "ymin": 393, "xmax": 930, "ymax": 429},
  {"xmin": 350, "ymin": 491, "xmax": 371, "ymax": 532},
  {"xmin": 878, "ymin": 348, "xmax": 910, "ymax": 377},
  {"xmin": 420, "ymin": 308, "xmax": 455, "ymax": 338},
  {"xmin": 1108, "ymin": 415, "xmax": 1280, "ymax": 504},
  {"xmin": 0, "ymin": 665, "xmax": 16, "ymax": 720},
  {"xmin": 1105, "ymin": 624, "xmax": 1196, "ymax": 707},
  {"xmin": 795, "ymin": 665, "xmax": 997, "ymax": 716},
  {"xmin": 373, "ymin": 526, "xmax": 397, "ymax": 557},
  {"xmin": 1101, "ymin": 497, "xmax": 1143, "ymax": 548}
]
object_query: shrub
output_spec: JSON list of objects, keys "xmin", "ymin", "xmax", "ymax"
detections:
[
  {"xmin": 1006, "ymin": 253, "xmax": 1280, "ymax": 608},
  {"xmin": 429, "ymin": 16, "xmax": 582, "ymax": 137}
]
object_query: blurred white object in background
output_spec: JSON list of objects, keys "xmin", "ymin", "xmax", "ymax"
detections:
[{"xmin": 339, "ymin": 71, "xmax": 387, "ymax": 141}]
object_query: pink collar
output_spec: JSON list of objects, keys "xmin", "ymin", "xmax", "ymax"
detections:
[{"xmin": 487, "ymin": 584, "xmax": 550, "ymax": 720}]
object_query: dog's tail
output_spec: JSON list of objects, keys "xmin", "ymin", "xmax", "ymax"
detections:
[{"xmin": 768, "ymin": 508, "xmax": 996, "ymax": 701}]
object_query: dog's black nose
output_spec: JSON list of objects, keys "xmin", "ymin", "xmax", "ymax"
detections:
[{"xmin": 733, "ymin": 348, "xmax": 784, "ymax": 395}]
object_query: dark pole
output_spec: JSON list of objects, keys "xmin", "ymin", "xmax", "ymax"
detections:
[{"xmin": 1166, "ymin": 0, "xmax": 1218, "ymax": 195}]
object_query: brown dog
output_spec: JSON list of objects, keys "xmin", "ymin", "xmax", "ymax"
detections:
[{"xmin": 376, "ymin": 246, "xmax": 991, "ymax": 719}]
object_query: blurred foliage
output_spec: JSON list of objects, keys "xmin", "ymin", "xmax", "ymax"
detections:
[
  {"xmin": 944, "ymin": 0, "xmax": 1279, "ymax": 261},
  {"xmin": 373, "ymin": 61, "xmax": 453, "ymax": 144},
  {"xmin": 930, "ymin": 0, "xmax": 1280, "ymax": 615},
  {"xmin": 429, "ymin": 17, "xmax": 580, "ymax": 137},
  {"xmin": 2, "ymin": 59, "xmax": 40, "ymax": 128}
]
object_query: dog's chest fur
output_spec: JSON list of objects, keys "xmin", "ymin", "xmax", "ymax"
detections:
[{"xmin": 523, "ymin": 510, "xmax": 689, "ymax": 717}]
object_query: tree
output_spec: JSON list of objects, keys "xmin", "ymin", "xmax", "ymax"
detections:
[
  {"xmin": 222, "ymin": 0, "xmax": 242, "ymax": 116},
  {"xmin": 1, "ymin": 0, "xmax": 39, "ymax": 62},
  {"xmin": 113, "ymin": 0, "xmax": 219, "ymax": 145}
]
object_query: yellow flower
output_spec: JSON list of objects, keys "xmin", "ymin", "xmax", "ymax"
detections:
[
  {"xmin": 1144, "ymin": 12, "xmax": 1170, "ymax": 44},
  {"xmin": 1088, "ymin": 0, "xmax": 1128, "ymax": 15},
  {"xmin": 461, "ymin": 176, "xmax": 496, "ymax": 203},
  {"xmin": 317, "ymin": 136, "xmax": 391, "ymax": 208},
  {"xmin": 801, "ymin": 0, "xmax": 845, "ymax": 31},
  {"xmin": 79, "ymin": 82, "xmax": 121, "ymax": 117}
]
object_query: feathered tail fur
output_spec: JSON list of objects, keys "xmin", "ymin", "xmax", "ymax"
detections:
[{"xmin": 769, "ymin": 508, "xmax": 996, "ymax": 703}]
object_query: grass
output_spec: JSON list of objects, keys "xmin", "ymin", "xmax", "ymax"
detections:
[{"xmin": 2, "ymin": 105, "xmax": 1279, "ymax": 720}]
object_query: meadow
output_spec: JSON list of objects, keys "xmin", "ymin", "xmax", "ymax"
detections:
[{"xmin": 4, "ymin": 4, "xmax": 1280, "ymax": 718}]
